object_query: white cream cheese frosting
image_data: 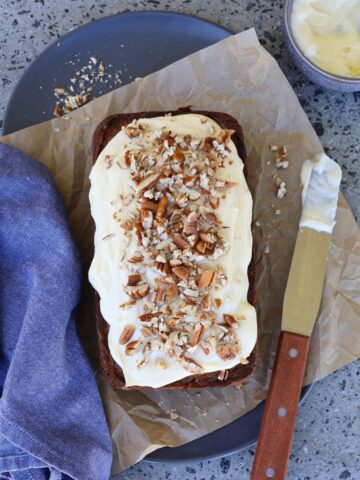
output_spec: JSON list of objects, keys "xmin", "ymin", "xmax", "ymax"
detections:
[
  {"xmin": 300, "ymin": 153, "xmax": 342, "ymax": 233},
  {"xmin": 89, "ymin": 113, "xmax": 257, "ymax": 388},
  {"xmin": 291, "ymin": 0, "xmax": 360, "ymax": 77}
]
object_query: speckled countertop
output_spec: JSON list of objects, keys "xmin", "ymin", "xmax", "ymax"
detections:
[{"xmin": 1, "ymin": 1, "xmax": 359, "ymax": 479}]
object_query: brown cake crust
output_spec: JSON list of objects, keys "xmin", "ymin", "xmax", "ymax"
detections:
[{"xmin": 92, "ymin": 108, "xmax": 257, "ymax": 389}]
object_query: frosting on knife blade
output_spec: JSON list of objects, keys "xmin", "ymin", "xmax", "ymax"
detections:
[{"xmin": 300, "ymin": 153, "xmax": 342, "ymax": 234}]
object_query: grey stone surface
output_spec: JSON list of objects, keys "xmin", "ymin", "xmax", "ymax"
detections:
[{"xmin": 1, "ymin": 1, "xmax": 359, "ymax": 479}]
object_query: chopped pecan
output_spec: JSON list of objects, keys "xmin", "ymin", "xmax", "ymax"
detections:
[
  {"xmin": 137, "ymin": 357, "xmax": 148, "ymax": 369},
  {"xmin": 269, "ymin": 144, "xmax": 279, "ymax": 152},
  {"xmin": 169, "ymin": 211, "xmax": 182, "ymax": 224},
  {"xmin": 202, "ymin": 293, "xmax": 210, "ymax": 310},
  {"xmin": 166, "ymin": 283, "xmax": 179, "ymax": 302},
  {"xmin": 219, "ymin": 129, "xmax": 235, "ymax": 144},
  {"xmin": 173, "ymin": 148, "xmax": 184, "ymax": 161},
  {"xmin": 128, "ymin": 252, "xmax": 144, "ymax": 263},
  {"xmin": 124, "ymin": 150, "xmax": 132, "ymax": 167},
  {"xmin": 119, "ymin": 324, "xmax": 135, "ymax": 344},
  {"xmin": 155, "ymin": 358, "xmax": 168, "ymax": 369},
  {"xmin": 141, "ymin": 209, "xmax": 153, "ymax": 229},
  {"xmin": 278, "ymin": 145, "xmax": 288, "ymax": 156},
  {"xmin": 155, "ymin": 197, "xmax": 168, "ymax": 221},
  {"xmin": 223, "ymin": 314, "xmax": 240, "ymax": 328},
  {"xmin": 183, "ymin": 175, "xmax": 195, "ymax": 186},
  {"xmin": 200, "ymin": 343, "xmax": 210, "ymax": 355},
  {"xmin": 140, "ymin": 326, "xmax": 154, "ymax": 338},
  {"xmin": 214, "ymin": 180, "xmax": 238, "ymax": 192},
  {"xmin": 200, "ymin": 136, "xmax": 215, "ymax": 152},
  {"xmin": 172, "ymin": 266, "xmax": 189, "ymax": 281},
  {"xmin": 191, "ymin": 324, "xmax": 204, "ymax": 346},
  {"xmin": 162, "ymin": 164, "xmax": 172, "ymax": 177},
  {"xmin": 216, "ymin": 342, "xmax": 239, "ymax": 361},
  {"xmin": 140, "ymin": 198, "xmax": 158, "ymax": 212},
  {"xmin": 197, "ymin": 270, "xmax": 217, "ymax": 288},
  {"xmin": 169, "ymin": 411, "xmax": 179, "ymax": 420},
  {"xmin": 139, "ymin": 313, "xmax": 161, "ymax": 322},
  {"xmin": 175, "ymin": 192, "xmax": 188, "ymax": 208},
  {"xmin": 183, "ymin": 211, "xmax": 198, "ymax": 236},
  {"xmin": 127, "ymin": 274, "xmax": 142, "ymax": 286},
  {"xmin": 172, "ymin": 233, "xmax": 189, "ymax": 249},
  {"xmin": 183, "ymin": 288, "xmax": 199, "ymax": 298},
  {"xmin": 125, "ymin": 340, "xmax": 141, "ymax": 356},
  {"xmin": 119, "ymin": 299, "xmax": 136, "ymax": 309},
  {"xmin": 180, "ymin": 356, "xmax": 203, "ymax": 374},
  {"xmin": 120, "ymin": 219, "xmax": 134, "ymax": 231},
  {"xmin": 187, "ymin": 189, "xmax": 201, "ymax": 201},
  {"xmin": 156, "ymin": 288, "xmax": 166, "ymax": 304},
  {"xmin": 125, "ymin": 123, "xmax": 144, "ymax": 137},
  {"xmin": 217, "ymin": 369, "xmax": 229, "ymax": 381},
  {"xmin": 134, "ymin": 222, "xmax": 143, "ymax": 245},
  {"xmin": 124, "ymin": 283, "xmax": 149, "ymax": 299},
  {"xmin": 154, "ymin": 261, "xmax": 171, "ymax": 274},
  {"xmin": 54, "ymin": 87, "xmax": 67, "ymax": 96},
  {"xmin": 214, "ymin": 298, "xmax": 222, "ymax": 308},
  {"xmin": 137, "ymin": 173, "xmax": 160, "ymax": 193},
  {"xmin": 195, "ymin": 240, "xmax": 207, "ymax": 254},
  {"xmin": 54, "ymin": 102, "xmax": 62, "ymax": 117},
  {"xmin": 210, "ymin": 197, "xmax": 220, "ymax": 209},
  {"xmin": 202, "ymin": 212, "xmax": 217, "ymax": 224},
  {"xmin": 199, "ymin": 232, "xmax": 217, "ymax": 243}
]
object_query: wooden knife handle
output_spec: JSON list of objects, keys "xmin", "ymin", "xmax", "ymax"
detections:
[{"xmin": 251, "ymin": 331, "xmax": 310, "ymax": 480}]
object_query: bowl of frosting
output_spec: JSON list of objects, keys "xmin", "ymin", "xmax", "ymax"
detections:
[{"xmin": 283, "ymin": 0, "xmax": 360, "ymax": 92}]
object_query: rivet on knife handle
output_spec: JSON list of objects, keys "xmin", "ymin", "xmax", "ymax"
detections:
[{"xmin": 251, "ymin": 331, "xmax": 310, "ymax": 480}]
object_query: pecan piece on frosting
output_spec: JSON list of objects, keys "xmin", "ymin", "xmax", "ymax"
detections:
[
  {"xmin": 155, "ymin": 197, "xmax": 168, "ymax": 221},
  {"xmin": 183, "ymin": 211, "xmax": 198, "ymax": 236},
  {"xmin": 180, "ymin": 356, "xmax": 203, "ymax": 374},
  {"xmin": 154, "ymin": 261, "xmax": 171, "ymax": 274},
  {"xmin": 197, "ymin": 270, "xmax": 217, "ymax": 289},
  {"xmin": 172, "ymin": 266, "xmax": 189, "ymax": 281},
  {"xmin": 141, "ymin": 209, "xmax": 153, "ymax": 229},
  {"xmin": 125, "ymin": 340, "xmax": 141, "ymax": 356},
  {"xmin": 119, "ymin": 324, "xmax": 135, "ymax": 344},
  {"xmin": 127, "ymin": 274, "xmax": 142, "ymax": 286},
  {"xmin": 191, "ymin": 324, "xmax": 204, "ymax": 346},
  {"xmin": 136, "ymin": 173, "xmax": 160, "ymax": 194},
  {"xmin": 119, "ymin": 299, "xmax": 136, "ymax": 309},
  {"xmin": 128, "ymin": 252, "xmax": 144, "ymax": 264},
  {"xmin": 139, "ymin": 312, "xmax": 161, "ymax": 322},
  {"xmin": 216, "ymin": 342, "xmax": 239, "ymax": 361},
  {"xmin": 210, "ymin": 197, "xmax": 220, "ymax": 209},
  {"xmin": 124, "ymin": 283, "xmax": 149, "ymax": 299},
  {"xmin": 214, "ymin": 180, "xmax": 237, "ymax": 192},
  {"xmin": 140, "ymin": 198, "xmax": 158, "ymax": 212},
  {"xmin": 171, "ymin": 233, "xmax": 189, "ymax": 250}
]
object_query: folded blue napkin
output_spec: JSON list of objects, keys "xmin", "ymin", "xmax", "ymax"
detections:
[{"xmin": 0, "ymin": 143, "xmax": 112, "ymax": 480}]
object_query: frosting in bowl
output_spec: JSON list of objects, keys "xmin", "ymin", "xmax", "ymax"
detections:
[{"xmin": 291, "ymin": 0, "xmax": 360, "ymax": 77}]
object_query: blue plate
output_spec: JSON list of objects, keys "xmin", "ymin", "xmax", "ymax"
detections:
[
  {"xmin": 3, "ymin": 11, "xmax": 231, "ymax": 134},
  {"xmin": 3, "ymin": 11, "xmax": 312, "ymax": 463}
]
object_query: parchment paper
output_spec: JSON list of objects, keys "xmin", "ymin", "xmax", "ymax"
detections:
[{"xmin": 2, "ymin": 29, "xmax": 359, "ymax": 473}]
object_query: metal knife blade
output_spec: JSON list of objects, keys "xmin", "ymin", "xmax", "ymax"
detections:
[{"xmin": 281, "ymin": 227, "xmax": 331, "ymax": 336}]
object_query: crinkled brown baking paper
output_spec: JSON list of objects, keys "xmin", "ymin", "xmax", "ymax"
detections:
[{"xmin": 2, "ymin": 29, "xmax": 359, "ymax": 474}]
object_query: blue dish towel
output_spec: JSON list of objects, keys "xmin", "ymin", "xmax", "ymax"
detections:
[{"xmin": 0, "ymin": 143, "xmax": 112, "ymax": 480}]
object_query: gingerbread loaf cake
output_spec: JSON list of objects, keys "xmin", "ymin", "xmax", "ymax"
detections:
[{"xmin": 89, "ymin": 108, "xmax": 257, "ymax": 390}]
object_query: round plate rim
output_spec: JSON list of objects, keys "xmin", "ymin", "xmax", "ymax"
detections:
[{"xmin": 144, "ymin": 385, "xmax": 313, "ymax": 464}]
